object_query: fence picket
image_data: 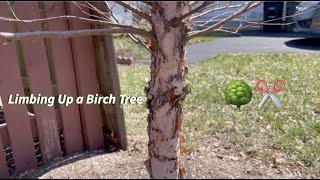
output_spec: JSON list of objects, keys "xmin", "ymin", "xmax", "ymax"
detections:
[
  {"xmin": 0, "ymin": 2, "xmax": 38, "ymax": 173},
  {"xmin": 12, "ymin": 2, "xmax": 62, "ymax": 162},
  {"xmin": 41, "ymin": 1, "xmax": 84, "ymax": 155}
]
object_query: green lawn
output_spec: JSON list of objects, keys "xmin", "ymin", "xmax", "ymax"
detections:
[
  {"xmin": 119, "ymin": 53, "xmax": 320, "ymax": 169},
  {"xmin": 113, "ymin": 36, "xmax": 150, "ymax": 60},
  {"xmin": 188, "ymin": 34, "xmax": 219, "ymax": 44}
]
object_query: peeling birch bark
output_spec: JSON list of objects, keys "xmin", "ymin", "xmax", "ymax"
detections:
[{"xmin": 145, "ymin": 1, "xmax": 190, "ymax": 179}]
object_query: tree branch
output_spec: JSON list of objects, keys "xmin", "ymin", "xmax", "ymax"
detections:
[
  {"xmin": 106, "ymin": 1, "xmax": 152, "ymax": 52},
  {"xmin": 142, "ymin": 1, "xmax": 154, "ymax": 7},
  {"xmin": 7, "ymin": 1, "xmax": 19, "ymax": 20},
  {"xmin": 115, "ymin": 1, "xmax": 152, "ymax": 23},
  {"xmin": 189, "ymin": 1, "xmax": 198, "ymax": 7},
  {"xmin": 85, "ymin": 1, "xmax": 111, "ymax": 20},
  {"xmin": 187, "ymin": 1, "xmax": 263, "ymax": 40},
  {"xmin": 0, "ymin": 15, "xmax": 136, "ymax": 29},
  {"xmin": 215, "ymin": 28, "xmax": 241, "ymax": 36},
  {"xmin": 6, "ymin": 1, "xmax": 34, "ymax": 32},
  {"xmin": 238, "ymin": 4, "xmax": 320, "ymax": 28},
  {"xmin": 71, "ymin": 1, "xmax": 109, "ymax": 21},
  {"xmin": 0, "ymin": 28, "xmax": 155, "ymax": 43},
  {"xmin": 191, "ymin": 2, "xmax": 320, "ymax": 36},
  {"xmin": 194, "ymin": 2, "xmax": 318, "ymax": 37},
  {"xmin": 190, "ymin": 3, "xmax": 248, "ymax": 20},
  {"xmin": 181, "ymin": 1, "xmax": 214, "ymax": 20},
  {"xmin": 192, "ymin": 10, "xmax": 237, "ymax": 28}
]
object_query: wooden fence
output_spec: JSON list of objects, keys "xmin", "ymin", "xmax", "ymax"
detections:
[{"xmin": 0, "ymin": 2, "xmax": 127, "ymax": 178}]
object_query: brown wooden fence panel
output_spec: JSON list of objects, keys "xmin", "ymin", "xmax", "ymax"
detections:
[
  {"xmin": 66, "ymin": 2, "xmax": 104, "ymax": 150},
  {"xmin": 41, "ymin": 1, "xmax": 84, "ymax": 155},
  {"xmin": 0, "ymin": 123, "xmax": 10, "ymax": 150},
  {"xmin": 0, "ymin": 1, "xmax": 126, "ymax": 176},
  {"xmin": 0, "ymin": 2, "xmax": 38, "ymax": 173},
  {"xmin": 12, "ymin": 2, "xmax": 62, "ymax": 162},
  {"xmin": 0, "ymin": 110, "xmax": 62, "ymax": 150},
  {"xmin": 0, "ymin": 137, "xmax": 9, "ymax": 178}
]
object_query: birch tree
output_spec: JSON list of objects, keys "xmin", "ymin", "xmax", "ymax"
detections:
[{"xmin": 0, "ymin": 1, "xmax": 264, "ymax": 178}]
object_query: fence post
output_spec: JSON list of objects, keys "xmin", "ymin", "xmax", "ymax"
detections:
[{"xmin": 90, "ymin": 1, "xmax": 128, "ymax": 150}]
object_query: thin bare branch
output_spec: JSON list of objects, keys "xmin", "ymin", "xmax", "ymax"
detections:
[
  {"xmin": 189, "ymin": 1, "xmax": 198, "ymax": 7},
  {"xmin": 142, "ymin": 1, "xmax": 154, "ymax": 7},
  {"xmin": 193, "ymin": 3, "xmax": 320, "ymax": 33},
  {"xmin": 132, "ymin": 15, "xmax": 152, "ymax": 31},
  {"xmin": 188, "ymin": 1, "xmax": 263, "ymax": 40},
  {"xmin": 0, "ymin": 15, "xmax": 136, "ymax": 29},
  {"xmin": 127, "ymin": 33, "xmax": 139, "ymax": 43},
  {"xmin": 181, "ymin": 1, "xmax": 214, "ymax": 20},
  {"xmin": 215, "ymin": 28, "xmax": 241, "ymax": 36},
  {"xmin": 240, "ymin": 4, "xmax": 320, "ymax": 26},
  {"xmin": 235, "ymin": 19, "xmax": 243, "ymax": 33},
  {"xmin": 7, "ymin": 1, "xmax": 19, "ymax": 20},
  {"xmin": 6, "ymin": 1, "xmax": 34, "ymax": 32},
  {"xmin": 72, "ymin": 1, "xmax": 109, "ymax": 21},
  {"xmin": 206, "ymin": 19, "xmax": 292, "ymax": 37},
  {"xmin": 105, "ymin": 1, "xmax": 120, "ymax": 24},
  {"xmin": 81, "ymin": 1, "xmax": 111, "ymax": 20},
  {"xmin": 193, "ymin": 10, "xmax": 237, "ymax": 27},
  {"xmin": 106, "ymin": 1, "xmax": 152, "ymax": 51},
  {"xmin": 238, "ymin": 19, "xmax": 295, "ymax": 26},
  {"xmin": 0, "ymin": 28, "xmax": 155, "ymax": 43},
  {"xmin": 115, "ymin": 1, "xmax": 152, "ymax": 23},
  {"xmin": 85, "ymin": 1, "xmax": 111, "ymax": 20},
  {"xmin": 104, "ymin": 2, "xmax": 153, "ymax": 43},
  {"xmin": 128, "ymin": 33, "xmax": 152, "ymax": 54},
  {"xmin": 190, "ymin": 3, "xmax": 247, "ymax": 20}
]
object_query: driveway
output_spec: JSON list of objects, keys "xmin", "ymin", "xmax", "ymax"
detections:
[{"xmin": 186, "ymin": 31, "xmax": 320, "ymax": 63}]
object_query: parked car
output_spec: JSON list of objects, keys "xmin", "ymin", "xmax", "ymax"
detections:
[{"xmin": 293, "ymin": 1, "xmax": 320, "ymax": 34}]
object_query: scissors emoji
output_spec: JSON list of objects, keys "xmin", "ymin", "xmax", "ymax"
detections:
[{"xmin": 255, "ymin": 79, "xmax": 285, "ymax": 109}]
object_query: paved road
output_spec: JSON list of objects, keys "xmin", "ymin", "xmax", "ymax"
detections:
[{"xmin": 186, "ymin": 31, "xmax": 320, "ymax": 63}]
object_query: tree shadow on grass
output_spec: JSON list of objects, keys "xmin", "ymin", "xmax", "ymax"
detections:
[{"xmin": 284, "ymin": 38, "xmax": 320, "ymax": 51}]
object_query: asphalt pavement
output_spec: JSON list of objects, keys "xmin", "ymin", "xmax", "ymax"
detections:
[{"xmin": 186, "ymin": 31, "xmax": 320, "ymax": 63}]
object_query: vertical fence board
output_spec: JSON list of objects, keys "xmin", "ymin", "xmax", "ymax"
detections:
[
  {"xmin": 66, "ymin": 2, "xmax": 104, "ymax": 150},
  {"xmin": 0, "ymin": 123, "xmax": 10, "ymax": 149},
  {"xmin": 0, "ymin": 2, "xmax": 37, "ymax": 173},
  {"xmin": 41, "ymin": 1, "xmax": 84, "ymax": 155},
  {"xmin": 90, "ymin": 1, "xmax": 127, "ymax": 150},
  {"xmin": 12, "ymin": 2, "xmax": 62, "ymax": 162},
  {"xmin": 0, "ymin": 136, "xmax": 9, "ymax": 178}
]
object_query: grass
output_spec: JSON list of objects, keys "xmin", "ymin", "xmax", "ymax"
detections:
[
  {"xmin": 188, "ymin": 34, "xmax": 219, "ymax": 44},
  {"xmin": 118, "ymin": 53, "xmax": 320, "ymax": 169},
  {"xmin": 113, "ymin": 34, "xmax": 218, "ymax": 61},
  {"xmin": 113, "ymin": 36, "xmax": 150, "ymax": 60}
]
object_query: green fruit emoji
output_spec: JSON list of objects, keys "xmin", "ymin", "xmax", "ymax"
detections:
[{"xmin": 224, "ymin": 80, "xmax": 252, "ymax": 108}]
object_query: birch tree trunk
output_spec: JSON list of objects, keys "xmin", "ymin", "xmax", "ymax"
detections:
[{"xmin": 145, "ymin": 2, "xmax": 190, "ymax": 179}]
